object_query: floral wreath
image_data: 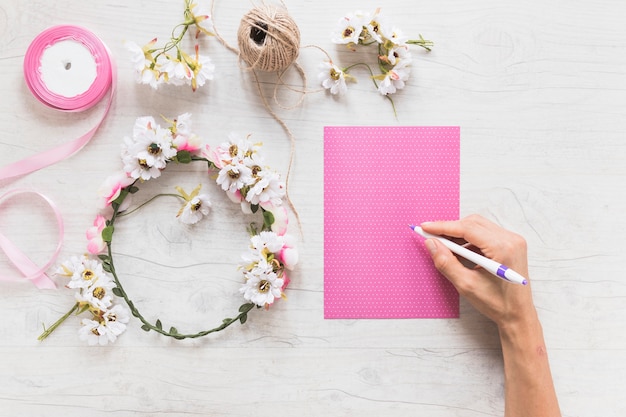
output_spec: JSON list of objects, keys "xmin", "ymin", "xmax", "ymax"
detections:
[{"xmin": 39, "ymin": 114, "xmax": 298, "ymax": 345}]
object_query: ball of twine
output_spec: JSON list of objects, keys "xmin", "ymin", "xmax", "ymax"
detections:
[{"xmin": 237, "ymin": 5, "xmax": 300, "ymax": 72}]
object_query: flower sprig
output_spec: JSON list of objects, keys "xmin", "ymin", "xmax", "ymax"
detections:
[
  {"xmin": 40, "ymin": 114, "xmax": 298, "ymax": 344},
  {"xmin": 125, "ymin": 0, "xmax": 215, "ymax": 91},
  {"xmin": 319, "ymin": 8, "xmax": 433, "ymax": 111}
]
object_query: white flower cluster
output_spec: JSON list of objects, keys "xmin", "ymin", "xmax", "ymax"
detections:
[
  {"xmin": 207, "ymin": 133, "xmax": 287, "ymax": 216},
  {"xmin": 56, "ymin": 256, "xmax": 130, "ymax": 346},
  {"xmin": 320, "ymin": 8, "xmax": 431, "ymax": 97},
  {"xmin": 239, "ymin": 231, "xmax": 298, "ymax": 307},
  {"xmin": 125, "ymin": 0, "xmax": 215, "ymax": 91},
  {"xmin": 117, "ymin": 113, "xmax": 210, "ymax": 225}
]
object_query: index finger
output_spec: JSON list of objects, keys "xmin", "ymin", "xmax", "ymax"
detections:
[{"xmin": 421, "ymin": 215, "xmax": 498, "ymax": 247}]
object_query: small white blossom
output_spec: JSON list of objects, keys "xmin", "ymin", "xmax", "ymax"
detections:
[
  {"xmin": 318, "ymin": 61, "xmax": 349, "ymax": 95},
  {"xmin": 66, "ymin": 258, "xmax": 107, "ymax": 290},
  {"xmin": 246, "ymin": 169, "xmax": 285, "ymax": 205},
  {"xmin": 332, "ymin": 11, "xmax": 368, "ymax": 45},
  {"xmin": 377, "ymin": 61, "xmax": 411, "ymax": 95},
  {"xmin": 178, "ymin": 194, "xmax": 212, "ymax": 224},
  {"xmin": 216, "ymin": 161, "xmax": 253, "ymax": 193},
  {"xmin": 161, "ymin": 57, "xmax": 192, "ymax": 86},
  {"xmin": 102, "ymin": 305, "xmax": 130, "ymax": 337},
  {"xmin": 240, "ymin": 269, "xmax": 284, "ymax": 307},
  {"xmin": 78, "ymin": 318, "xmax": 117, "ymax": 346},
  {"xmin": 191, "ymin": 53, "xmax": 215, "ymax": 89}
]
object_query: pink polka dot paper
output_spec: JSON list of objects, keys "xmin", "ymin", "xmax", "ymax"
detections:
[{"xmin": 324, "ymin": 126, "xmax": 460, "ymax": 319}]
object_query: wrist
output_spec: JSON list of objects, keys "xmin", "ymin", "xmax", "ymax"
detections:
[{"xmin": 497, "ymin": 308, "xmax": 543, "ymax": 350}]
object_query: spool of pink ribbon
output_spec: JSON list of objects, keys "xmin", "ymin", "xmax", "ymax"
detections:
[
  {"xmin": 0, "ymin": 25, "xmax": 115, "ymax": 182},
  {"xmin": 0, "ymin": 25, "xmax": 114, "ymax": 288}
]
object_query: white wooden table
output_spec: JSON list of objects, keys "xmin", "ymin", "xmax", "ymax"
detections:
[{"xmin": 1, "ymin": 0, "xmax": 624, "ymax": 415}]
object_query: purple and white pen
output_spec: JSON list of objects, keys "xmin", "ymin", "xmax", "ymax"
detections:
[{"xmin": 409, "ymin": 225, "xmax": 528, "ymax": 286}]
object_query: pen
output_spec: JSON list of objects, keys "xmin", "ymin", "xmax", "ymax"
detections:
[{"xmin": 409, "ymin": 225, "xmax": 528, "ymax": 285}]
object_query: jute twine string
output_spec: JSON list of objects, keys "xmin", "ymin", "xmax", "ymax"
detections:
[{"xmin": 211, "ymin": 0, "xmax": 312, "ymax": 234}]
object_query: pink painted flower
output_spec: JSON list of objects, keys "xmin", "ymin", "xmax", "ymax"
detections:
[
  {"xmin": 260, "ymin": 202, "xmax": 289, "ymax": 236},
  {"xmin": 86, "ymin": 215, "xmax": 107, "ymax": 255},
  {"xmin": 278, "ymin": 234, "xmax": 299, "ymax": 270},
  {"xmin": 98, "ymin": 172, "xmax": 134, "ymax": 208}
]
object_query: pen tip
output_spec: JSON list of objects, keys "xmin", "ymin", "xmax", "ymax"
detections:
[{"xmin": 408, "ymin": 224, "xmax": 415, "ymax": 229}]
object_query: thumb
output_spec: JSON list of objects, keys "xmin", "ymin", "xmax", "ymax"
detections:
[{"xmin": 424, "ymin": 238, "xmax": 470, "ymax": 286}]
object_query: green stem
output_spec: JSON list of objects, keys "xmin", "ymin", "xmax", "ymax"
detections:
[
  {"xmin": 38, "ymin": 302, "xmax": 79, "ymax": 341},
  {"xmin": 407, "ymin": 36, "xmax": 434, "ymax": 52},
  {"xmin": 117, "ymin": 193, "xmax": 183, "ymax": 218},
  {"xmin": 343, "ymin": 62, "xmax": 397, "ymax": 117}
]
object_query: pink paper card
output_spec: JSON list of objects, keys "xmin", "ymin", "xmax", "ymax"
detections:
[{"xmin": 324, "ymin": 126, "xmax": 460, "ymax": 319}]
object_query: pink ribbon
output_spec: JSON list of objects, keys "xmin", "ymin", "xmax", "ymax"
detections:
[
  {"xmin": 0, "ymin": 26, "xmax": 115, "ymax": 288},
  {"xmin": 0, "ymin": 189, "xmax": 64, "ymax": 289},
  {"xmin": 0, "ymin": 25, "xmax": 115, "ymax": 183}
]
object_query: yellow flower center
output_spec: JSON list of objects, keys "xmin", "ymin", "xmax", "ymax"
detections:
[
  {"xmin": 251, "ymin": 165, "xmax": 262, "ymax": 177},
  {"xmin": 330, "ymin": 68, "xmax": 341, "ymax": 81},
  {"xmin": 91, "ymin": 328, "xmax": 101, "ymax": 336},
  {"xmin": 229, "ymin": 144, "xmax": 238, "ymax": 157},
  {"xmin": 258, "ymin": 280, "xmax": 271, "ymax": 294},
  {"xmin": 82, "ymin": 269, "xmax": 95, "ymax": 281},
  {"xmin": 343, "ymin": 26, "xmax": 355, "ymax": 39},
  {"xmin": 148, "ymin": 143, "xmax": 162, "ymax": 155},
  {"xmin": 92, "ymin": 287, "xmax": 106, "ymax": 300},
  {"xmin": 191, "ymin": 201, "xmax": 202, "ymax": 211},
  {"xmin": 138, "ymin": 159, "xmax": 150, "ymax": 169},
  {"xmin": 227, "ymin": 169, "xmax": 240, "ymax": 179}
]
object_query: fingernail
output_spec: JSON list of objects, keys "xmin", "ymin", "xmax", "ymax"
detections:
[{"xmin": 425, "ymin": 239, "xmax": 437, "ymax": 255}]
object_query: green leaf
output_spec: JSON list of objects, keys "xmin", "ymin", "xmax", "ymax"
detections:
[
  {"xmin": 263, "ymin": 210, "xmax": 275, "ymax": 229},
  {"xmin": 239, "ymin": 314, "xmax": 248, "ymax": 324},
  {"xmin": 101, "ymin": 262, "xmax": 112, "ymax": 273},
  {"xmin": 128, "ymin": 186, "xmax": 139, "ymax": 194},
  {"xmin": 101, "ymin": 226, "xmax": 114, "ymax": 243},
  {"xmin": 239, "ymin": 303, "xmax": 254, "ymax": 313},
  {"xmin": 222, "ymin": 318, "xmax": 233, "ymax": 325},
  {"xmin": 175, "ymin": 150, "xmax": 192, "ymax": 164},
  {"xmin": 141, "ymin": 324, "xmax": 151, "ymax": 332},
  {"xmin": 169, "ymin": 326, "xmax": 178, "ymax": 335},
  {"xmin": 251, "ymin": 204, "xmax": 259, "ymax": 213},
  {"xmin": 98, "ymin": 255, "xmax": 110, "ymax": 262},
  {"xmin": 111, "ymin": 287, "xmax": 123, "ymax": 297},
  {"xmin": 155, "ymin": 319, "xmax": 162, "ymax": 330}
]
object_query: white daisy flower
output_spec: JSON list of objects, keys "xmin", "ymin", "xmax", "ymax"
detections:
[
  {"xmin": 102, "ymin": 305, "xmax": 130, "ymax": 337},
  {"xmin": 173, "ymin": 113, "xmax": 193, "ymax": 137},
  {"xmin": 160, "ymin": 56, "xmax": 192, "ymax": 86},
  {"xmin": 250, "ymin": 231, "xmax": 286, "ymax": 255},
  {"xmin": 383, "ymin": 25, "xmax": 410, "ymax": 47},
  {"xmin": 216, "ymin": 161, "xmax": 253, "ymax": 193},
  {"xmin": 377, "ymin": 61, "xmax": 411, "ymax": 95},
  {"xmin": 246, "ymin": 169, "xmax": 285, "ymax": 205},
  {"xmin": 365, "ymin": 10, "xmax": 388, "ymax": 44},
  {"xmin": 318, "ymin": 61, "xmax": 349, "ymax": 95},
  {"xmin": 78, "ymin": 318, "xmax": 117, "ymax": 346},
  {"xmin": 332, "ymin": 11, "xmax": 368, "ymax": 45},
  {"xmin": 56, "ymin": 255, "xmax": 86, "ymax": 278},
  {"xmin": 189, "ymin": 1, "xmax": 215, "ymax": 35},
  {"xmin": 122, "ymin": 123, "xmax": 176, "ymax": 180},
  {"xmin": 191, "ymin": 53, "xmax": 215, "ymax": 90},
  {"xmin": 178, "ymin": 194, "xmax": 212, "ymax": 224},
  {"xmin": 240, "ymin": 269, "xmax": 284, "ymax": 307},
  {"xmin": 66, "ymin": 257, "xmax": 107, "ymax": 290},
  {"xmin": 386, "ymin": 44, "xmax": 412, "ymax": 66},
  {"xmin": 139, "ymin": 67, "xmax": 162, "ymax": 89},
  {"xmin": 75, "ymin": 278, "xmax": 115, "ymax": 311},
  {"xmin": 124, "ymin": 40, "xmax": 148, "ymax": 73}
]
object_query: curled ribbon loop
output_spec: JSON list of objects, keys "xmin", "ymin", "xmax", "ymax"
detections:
[
  {"xmin": 0, "ymin": 189, "xmax": 64, "ymax": 289},
  {"xmin": 0, "ymin": 25, "xmax": 115, "ymax": 183}
]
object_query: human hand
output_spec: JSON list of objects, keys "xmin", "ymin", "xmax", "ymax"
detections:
[{"xmin": 422, "ymin": 215, "xmax": 537, "ymax": 329}]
